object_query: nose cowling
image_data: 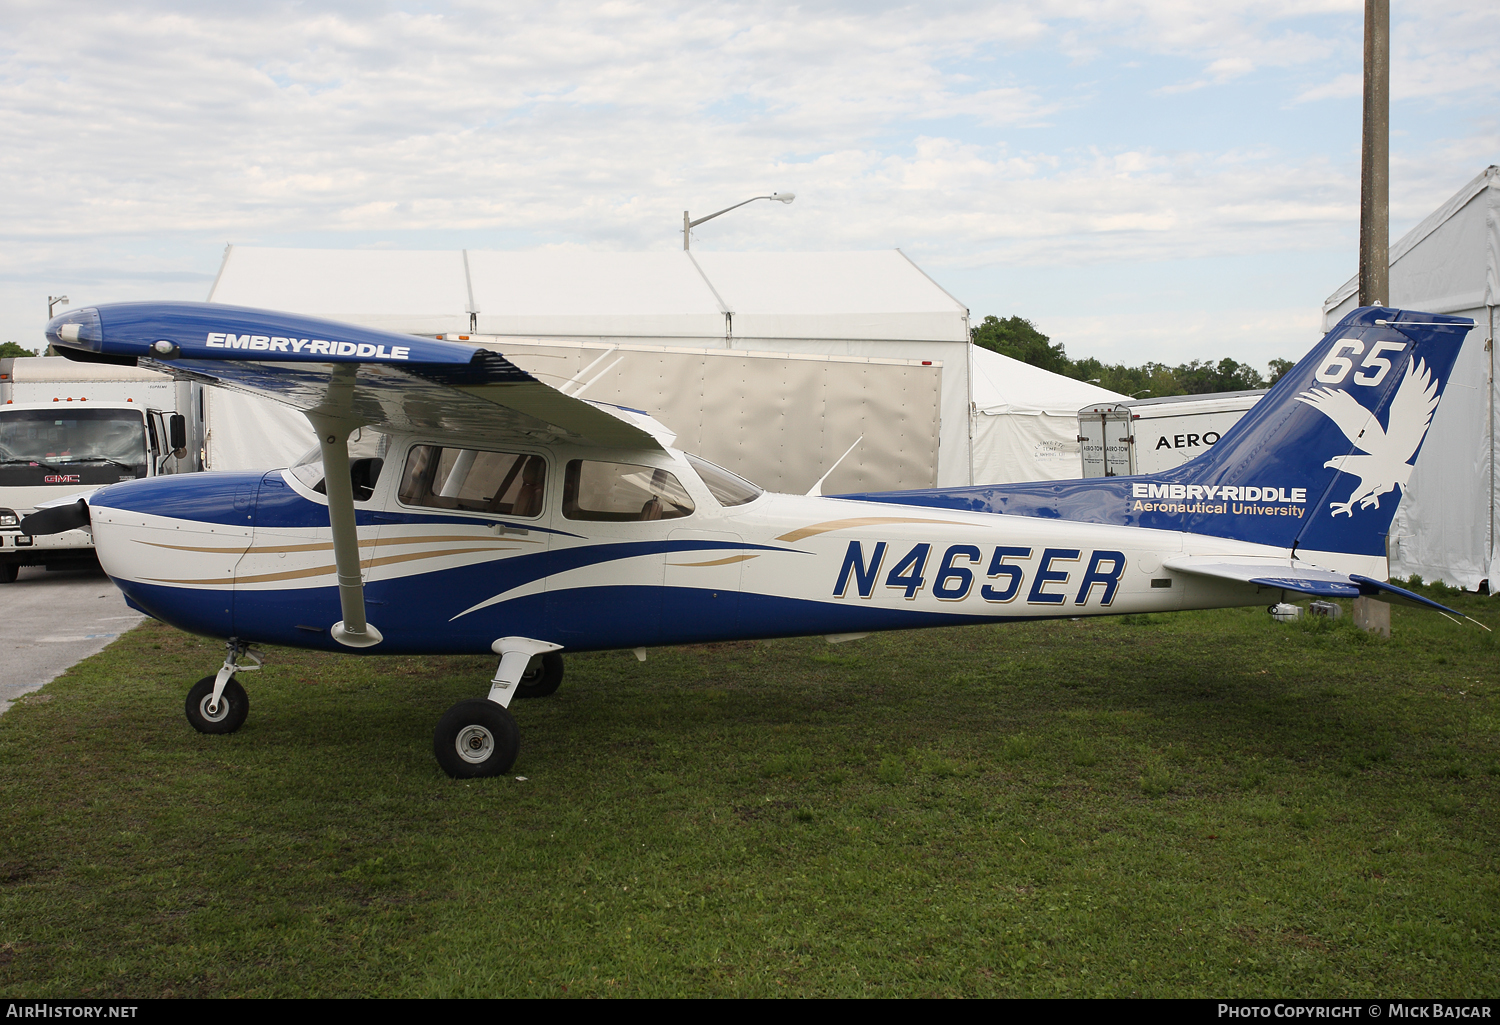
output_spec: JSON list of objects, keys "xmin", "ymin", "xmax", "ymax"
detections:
[{"xmin": 88, "ymin": 471, "xmax": 267, "ymax": 640}]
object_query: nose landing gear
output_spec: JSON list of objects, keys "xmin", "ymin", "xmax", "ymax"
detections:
[{"xmin": 185, "ymin": 639, "xmax": 259, "ymax": 735}]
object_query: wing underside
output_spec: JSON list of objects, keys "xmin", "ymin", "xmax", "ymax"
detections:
[{"xmin": 158, "ymin": 355, "xmax": 663, "ymax": 449}]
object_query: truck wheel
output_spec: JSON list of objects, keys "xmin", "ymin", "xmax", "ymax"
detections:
[{"xmin": 0, "ymin": 563, "xmax": 17, "ymax": 584}]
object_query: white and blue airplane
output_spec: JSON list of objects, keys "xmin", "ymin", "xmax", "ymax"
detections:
[{"xmin": 23, "ymin": 301, "xmax": 1477, "ymax": 777}]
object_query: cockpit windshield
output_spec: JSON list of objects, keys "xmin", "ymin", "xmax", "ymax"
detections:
[
  {"xmin": 0, "ymin": 408, "xmax": 147, "ymax": 474},
  {"xmin": 289, "ymin": 430, "xmax": 389, "ymax": 492},
  {"xmin": 685, "ymin": 453, "xmax": 763, "ymax": 507}
]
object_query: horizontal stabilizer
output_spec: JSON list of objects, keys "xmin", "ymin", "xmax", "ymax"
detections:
[{"xmin": 1163, "ymin": 555, "xmax": 1476, "ymax": 621}]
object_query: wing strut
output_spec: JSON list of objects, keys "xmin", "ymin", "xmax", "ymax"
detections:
[{"xmin": 307, "ymin": 365, "xmax": 383, "ymax": 648}]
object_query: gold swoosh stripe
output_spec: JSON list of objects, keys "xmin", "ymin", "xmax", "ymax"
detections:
[
  {"xmin": 144, "ymin": 546, "xmax": 508, "ymax": 586},
  {"xmin": 776, "ymin": 516, "xmax": 973, "ymax": 543},
  {"xmin": 667, "ymin": 554, "xmax": 762, "ymax": 567},
  {"xmin": 138, "ymin": 533, "xmax": 536, "ymax": 555}
]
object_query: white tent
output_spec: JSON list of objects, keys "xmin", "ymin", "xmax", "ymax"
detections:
[
  {"xmin": 209, "ymin": 247, "xmax": 977, "ymax": 485},
  {"xmin": 970, "ymin": 346, "xmax": 1127, "ymax": 482},
  {"xmin": 1322, "ymin": 165, "xmax": 1499, "ymax": 591}
]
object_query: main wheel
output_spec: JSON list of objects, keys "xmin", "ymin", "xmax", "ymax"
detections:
[
  {"xmin": 434, "ymin": 699, "xmax": 520, "ymax": 778},
  {"xmin": 0, "ymin": 563, "xmax": 17, "ymax": 584},
  {"xmin": 185, "ymin": 675, "xmax": 250, "ymax": 735},
  {"xmin": 513, "ymin": 652, "xmax": 564, "ymax": 699}
]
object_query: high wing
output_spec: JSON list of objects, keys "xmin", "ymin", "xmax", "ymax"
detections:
[
  {"xmin": 44, "ymin": 301, "xmax": 671, "ymax": 451},
  {"xmin": 1381, "ymin": 358, "xmax": 1439, "ymax": 463},
  {"xmin": 44, "ymin": 300, "xmax": 675, "ymax": 650},
  {"xmin": 1162, "ymin": 555, "xmax": 1470, "ymax": 616},
  {"xmin": 1294, "ymin": 385, "xmax": 1381, "ymax": 451}
]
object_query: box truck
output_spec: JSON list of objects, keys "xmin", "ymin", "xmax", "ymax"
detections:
[
  {"xmin": 0, "ymin": 357, "xmax": 202, "ymax": 580},
  {"xmin": 1079, "ymin": 390, "xmax": 1265, "ymax": 477}
]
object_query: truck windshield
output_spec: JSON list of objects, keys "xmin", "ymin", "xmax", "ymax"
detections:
[{"xmin": 0, "ymin": 408, "xmax": 147, "ymax": 473}]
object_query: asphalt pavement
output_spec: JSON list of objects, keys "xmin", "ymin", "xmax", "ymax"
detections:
[{"xmin": 0, "ymin": 563, "xmax": 145, "ymax": 714}]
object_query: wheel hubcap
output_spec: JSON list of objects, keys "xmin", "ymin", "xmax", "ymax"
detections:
[
  {"xmin": 199, "ymin": 694, "xmax": 230, "ymax": 723},
  {"xmin": 455, "ymin": 724, "xmax": 495, "ymax": 764}
]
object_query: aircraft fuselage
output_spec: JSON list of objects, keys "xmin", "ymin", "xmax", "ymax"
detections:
[{"xmin": 89, "ymin": 435, "xmax": 1293, "ymax": 655}]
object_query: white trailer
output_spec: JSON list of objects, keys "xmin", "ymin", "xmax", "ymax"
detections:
[
  {"xmin": 0, "ymin": 357, "xmax": 202, "ymax": 579},
  {"xmin": 1079, "ymin": 390, "xmax": 1265, "ymax": 477},
  {"xmin": 454, "ymin": 336, "xmax": 943, "ymax": 495}
]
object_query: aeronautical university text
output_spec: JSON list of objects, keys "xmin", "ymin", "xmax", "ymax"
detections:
[
  {"xmin": 1132, "ymin": 481, "xmax": 1308, "ymax": 517},
  {"xmin": 203, "ymin": 333, "xmax": 412, "ymax": 360}
]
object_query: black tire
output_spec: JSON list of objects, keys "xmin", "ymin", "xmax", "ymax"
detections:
[
  {"xmin": 434, "ymin": 699, "xmax": 520, "ymax": 778},
  {"xmin": 184, "ymin": 675, "xmax": 250, "ymax": 735},
  {"xmin": 0, "ymin": 563, "xmax": 17, "ymax": 584},
  {"xmin": 513, "ymin": 652, "xmax": 564, "ymax": 699}
]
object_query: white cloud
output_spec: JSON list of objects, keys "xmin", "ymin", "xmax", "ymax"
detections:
[{"xmin": 0, "ymin": 0, "xmax": 1495, "ymax": 358}]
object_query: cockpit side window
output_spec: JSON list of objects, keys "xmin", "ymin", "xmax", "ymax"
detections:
[
  {"xmin": 398, "ymin": 445, "xmax": 547, "ymax": 516},
  {"xmin": 562, "ymin": 460, "xmax": 695, "ymax": 522}
]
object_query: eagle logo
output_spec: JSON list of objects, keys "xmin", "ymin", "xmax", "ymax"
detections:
[{"xmin": 1294, "ymin": 358, "xmax": 1439, "ymax": 517}]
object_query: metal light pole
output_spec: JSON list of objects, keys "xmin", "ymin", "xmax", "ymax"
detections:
[
  {"xmin": 683, "ymin": 193, "xmax": 795, "ymax": 250},
  {"xmin": 1358, "ymin": 0, "xmax": 1389, "ymax": 307},
  {"xmin": 45, "ymin": 296, "xmax": 68, "ymax": 357}
]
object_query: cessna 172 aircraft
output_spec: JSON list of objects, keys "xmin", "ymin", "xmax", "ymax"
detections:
[{"xmin": 22, "ymin": 300, "xmax": 1476, "ymax": 778}]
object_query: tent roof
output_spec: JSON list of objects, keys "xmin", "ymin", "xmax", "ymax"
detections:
[
  {"xmin": 971, "ymin": 345, "xmax": 1127, "ymax": 416},
  {"xmin": 1323, "ymin": 165, "xmax": 1499, "ymax": 317},
  {"xmin": 209, "ymin": 246, "xmax": 970, "ymax": 342}
]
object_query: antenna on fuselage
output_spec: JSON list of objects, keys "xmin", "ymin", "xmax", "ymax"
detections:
[{"xmin": 805, "ymin": 436, "xmax": 864, "ymax": 497}]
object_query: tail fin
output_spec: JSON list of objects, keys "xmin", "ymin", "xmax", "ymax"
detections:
[
  {"xmin": 841, "ymin": 307, "xmax": 1473, "ymax": 563},
  {"xmin": 1155, "ymin": 306, "xmax": 1470, "ymax": 557}
]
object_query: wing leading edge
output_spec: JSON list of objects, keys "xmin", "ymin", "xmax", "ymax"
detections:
[{"xmin": 44, "ymin": 300, "xmax": 666, "ymax": 451}]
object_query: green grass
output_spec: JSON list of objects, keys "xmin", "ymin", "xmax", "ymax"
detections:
[{"xmin": 2, "ymin": 594, "xmax": 1498, "ymax": 997}]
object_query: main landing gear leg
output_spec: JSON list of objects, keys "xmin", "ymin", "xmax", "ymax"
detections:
[
  {"xmin": 185, "ymin": 639, "xmax": 260, "ymax": 734},
  {"xmin": 432, "ymin": 637, "xmax": 562, "ymax": 779}
]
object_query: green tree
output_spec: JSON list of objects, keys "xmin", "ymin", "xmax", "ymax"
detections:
[
  {"xmin": 970, "ymin": 315, "xmax": 1071, "ymax": 376},
  {"xmin": 972, "ymin": 313, "xmax": 1284, "ymax": 398},
  {"xmin": 1, "ymin": 342, "xmax": 39, "ymax": 358},
  {"xmin": 1173, "ymin": 358, "xmax": 1265, "ymax": 394}
]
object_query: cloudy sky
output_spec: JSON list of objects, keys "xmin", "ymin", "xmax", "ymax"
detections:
[{"xmin": 1, "ymin": 0, "xmax": 1496, "ymax": 370}]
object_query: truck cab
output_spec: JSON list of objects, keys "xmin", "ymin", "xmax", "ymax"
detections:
[{"xmin": 0, "ymin": 357, "xmax": 200, "ymax": 580}]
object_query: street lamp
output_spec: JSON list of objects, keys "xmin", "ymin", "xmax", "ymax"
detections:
[
  {"xmin": 683, "ymin": 193, "xmax": 794, "ymax": 250},
  {"xmin": 45, "ymin": 296, "xmax": 68, "ymax": 356}
]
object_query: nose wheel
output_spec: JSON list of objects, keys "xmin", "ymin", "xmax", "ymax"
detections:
[
  {"xmin": 185, "ymin": 675, "xmax": 250, "ymax": 734},
  {"xmin": 184, "ymin": 639, "xmax": 259, "ymax": 735},
  {"xmin": 434, "ymin": 699, "xmax": 520, "ymax": 778}
]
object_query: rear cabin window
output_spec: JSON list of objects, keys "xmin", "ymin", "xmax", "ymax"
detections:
[
  {"xmin": 399, "ymin": 445, "xmax": 546, "ymax": 517},
  {"xmin": 562, "ymin": 460, "xmax": 695, "ymax": 522}
]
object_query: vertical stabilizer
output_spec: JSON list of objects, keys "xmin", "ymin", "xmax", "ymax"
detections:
[{"xmin": 840, "ymin": 307, "xmax": 1474, "ymax": 563}]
